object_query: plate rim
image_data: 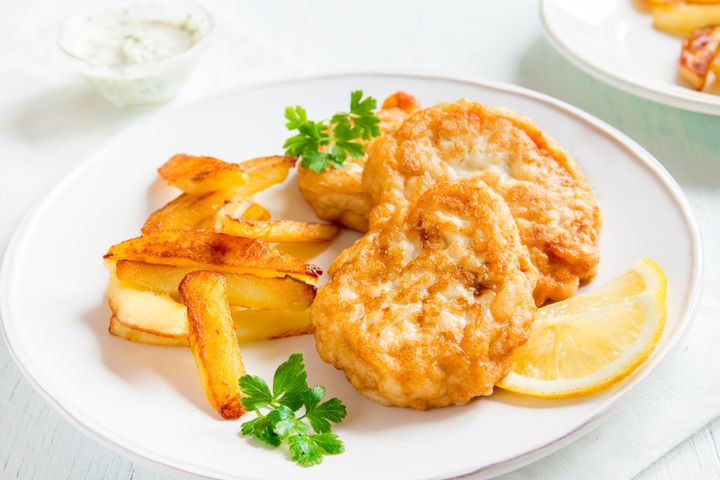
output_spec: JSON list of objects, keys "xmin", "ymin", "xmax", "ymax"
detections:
[
  {"xmin": 0, "ymin": 71, "xmax": 704, "ymax": 480},
  {"xmin": 540, "ymin": 0, "xmax": 720, "ymax": 116}
]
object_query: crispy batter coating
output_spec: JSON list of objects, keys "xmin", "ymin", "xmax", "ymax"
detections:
[
  {"xmin": 297, "ymin": 92, "xmax": 420, "ymax": 232},
  {"xmin": 312, "ymin": 180, "xmax": 537, "ymax": 409},
  {"xmin": 363, "ymin": 100, "xmax": 601, "ymax": 305}
]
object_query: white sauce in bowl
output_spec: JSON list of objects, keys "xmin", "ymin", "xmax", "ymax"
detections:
[
  {"xmin": 59, "ymin": 2, "xmax": 212, "ymax": 108},
  {"xmin": 71, "ymin": 15, "xmax": 201, "ymax": 66}
]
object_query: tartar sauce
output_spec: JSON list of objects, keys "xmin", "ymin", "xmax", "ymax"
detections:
[
  {"xmin": 74, "ymin": 16, "xmax": 200, "ymax": 66},
  {"xmin": 59, "ymin": 2, "xmax": 212, "ymax": 108}
]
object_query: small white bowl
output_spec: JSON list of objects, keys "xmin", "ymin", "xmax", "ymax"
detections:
[{"xmin": 58, "ymin": 0, "xmax": 213, "ymax": 108}]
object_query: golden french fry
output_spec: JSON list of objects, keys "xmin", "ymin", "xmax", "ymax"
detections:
[
  {"xmin": 104, "ymin": 230, "xmax": 321, "ymax": 284},
  {"xmin": 107, "ymin": 272, "xmax": 188, "ymax": 338},
  {"xmin": 116, "ymin": 260, "xmax": 315, "ymax": 310},
  {"xmin": 232, "ymin": 308, "xmax": 312, "ymax": 343},
  {"xmin": 226, "ymin": 156, "xmax": 297, "ymax": 196},
  {"xmin": 711, "ymin": 51, "xmax": 720, "ymax": 78},
  {"xmin": 106, "ymin": 272, "xmax": 312, "ymax": 345},
  {"xmin": 109, "ymin": 315, "xmax": 188, "ymax": 347},
  {"xmin": 218, "ymin": 197, "xmax": 272, "ymax": 221},
  {"xmin": 180, "ymin": 271, "xmax": 245, "ymax": 420},
  {"xmin": 158, "ymin": 154, "xmax": 249, "ymax": 193},
  {"xmin": 653, "ymin": 4, "xmax": 720, "ymax": 35},
  {"xmin": 217, "ymin": 217, "xmax": 339, "ymax": 243},
  {"xmin": 142, "ymin": 190, "xmax": 236, "ymax": 234},
  {"xmin": 195, "ymin": 197, "xmax": 271, "ymax": 231},
  {"xmin": 680, "ymin": 27, "xmax": 720, "ymax": 89},
  {"xmin": 144, "ymin": 192, "xmax": 270, "ymax": 234},
  {"xmin": 158, "ymin": 154, "xmax": 296, "ymax": 194},
  {"xmin": 110, "ymin": 310, "xmax": 313, "ymax": 346}
]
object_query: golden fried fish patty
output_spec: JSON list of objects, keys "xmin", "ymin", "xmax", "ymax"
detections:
[
  {"xmin": 312, "ymin": 180, "xmax": 537, "ymax": 410},
  {"xmin": 297, "ymin": 92, "xmax": 420, "ymax": 232},
  {"xmin": 363, "ymin": 100, "xmax": 601, "ymax": 305}
]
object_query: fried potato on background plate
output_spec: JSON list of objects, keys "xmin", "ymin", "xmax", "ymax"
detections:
[
  {"xmin": 653, "ymin": 3, "xmax": 720, "ymax": 36},
  {"xmin": 679, "ymin": 26, "xmax": 720, "ymax": 90}
]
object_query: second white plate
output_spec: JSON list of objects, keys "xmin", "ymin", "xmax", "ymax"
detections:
[{"xmin": 542, "ymin": 0, "xmax": 720, "ymax": 115}]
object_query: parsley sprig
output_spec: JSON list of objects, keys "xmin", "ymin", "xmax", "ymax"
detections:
[
  {"xmin": 283, "ymin": 90, "xmax": 382, "ymax": 173},
  {"xmin": 239, "ymin": 353, "xmax": 347, "ymax": 467}
]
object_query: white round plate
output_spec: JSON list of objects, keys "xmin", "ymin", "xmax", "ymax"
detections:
[
  {"xmin": 0, "ymin": 74, "xmax": 702, "ymax": 480},
  {"xmin": 541, "ymin": 0, "xmax": 720, "ymax": 115}
]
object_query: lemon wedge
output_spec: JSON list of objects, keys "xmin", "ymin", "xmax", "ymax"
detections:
[{"xmin": 497, "ymin": 258, "xmax": 667, "ymax": 398}]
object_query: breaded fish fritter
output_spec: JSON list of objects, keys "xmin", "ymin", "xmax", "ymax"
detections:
[
  {"xmin": 312, "ymin": 180, "xmax": 537, "ymax": 410},
  {"xmin": 363, "ymin": 100, "xmax": 602, "ymax": 305},
  {"xmin": 297, "ymin": 92, "xmax": 420, "ymax": 232}
]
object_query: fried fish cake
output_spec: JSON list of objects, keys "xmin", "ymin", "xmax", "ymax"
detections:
[
  {"xmin": 312, "ymin": 180, "xmax": 537, "ymax": 410},
  {"xmin": 297, "ymin": 91, "xmax": 420, "ymax": 232},
  {"xmin": 363, "ymin": 100, "xmax": 601, "ymax": 305}
]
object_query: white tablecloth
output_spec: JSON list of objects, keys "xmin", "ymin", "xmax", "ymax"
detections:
[{"xmin": 1, "ymin": 1, "xmax": 719, "ymax": 479}]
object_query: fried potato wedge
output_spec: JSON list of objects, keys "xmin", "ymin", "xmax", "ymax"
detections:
[
  {"xmin": 217, "ymin": 197, "xmax": 272, "ymax": 221},
  {"xmin": 110, "ymin": 310, "xmax": 312, "ymax": 346},
  {"xmin": 158, "ymin": 154, "xmax": 249, "ymax": 193},
  {"xmin": 644, "ymin": 0, "xmax": 679, "ymax": 6},
  {"xmin": 229, "ymin": 155, "xmax": 297, "ymax": 196},
  {"xmin": 711, "ymin": 51, "xmax": 720, "ymax": 77},
  {"xmin": 679, "ymin": 26, "xmax": 720, "ymax": 89},
  {"xmin": 116, "ymin": 260, "xmax": 315, "ymax": 310},
  {"xmin": 142, "ymin": 190, "xmax": 235, "ymax": 234},
  {"xmin": 158, "ymin": 154, "xmax": 296, "ymax": 194},
  {"xmin": 144, "ymin": 192, "xmax": 270, "ymax": 234},
  {"xmin": 196, "ymin": 197, "xmax": 271, "ymax": 231},
  {"xmin": 232, "ymin": 308, "xmax": 312, "ymax": 343},
  {"xmin": 107, "ymin": 272, "xmax": 188, "ymax": 338},
  {"xmin": 105, "ymin": 230, "xmax": 321, "ymax": 284},
  {"xmin": 653, "ymin": 4, "xmax": 720, "ymax": 35},
  {"xmin": 180, "ymin": 271, "xmax": 245, "ymax": 419},
  {"xmin": 217, "ymin": 217, "xmax": 339, "ymax": 243},
  {"xmin": 107, "ymin": 273, "xmax": 312, "ymax": 345},
  {"xmin": 109, "ymin": 315, "xmax": 188, "ymax": 347}
]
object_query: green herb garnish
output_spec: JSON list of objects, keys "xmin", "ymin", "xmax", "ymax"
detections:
[
  {"xmin": 239, "ymin": 353, "xmax": 347, "ymax": 467},
  {"xmin": 282, "ymin": 90, "xmax": 382, "ymax": 173}
]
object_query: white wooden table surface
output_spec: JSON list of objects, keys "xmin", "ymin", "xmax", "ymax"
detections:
[{"xmin": 1, "ymin": 1, "xmax": 719, "ymax": 479}]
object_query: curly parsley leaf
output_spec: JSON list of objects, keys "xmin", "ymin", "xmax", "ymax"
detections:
[
  {"xmin": 238, "ymin": 353, "xmax": 348, "ymax": 467},
  {"xmin": 282, "ymin": 90, "xmax": 381, "ymax": 173}
]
